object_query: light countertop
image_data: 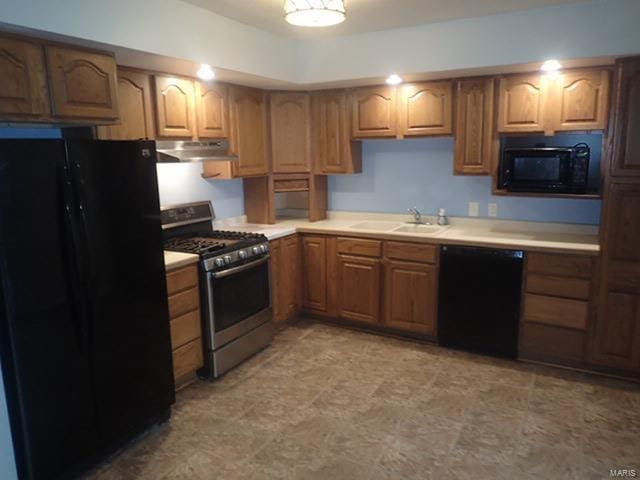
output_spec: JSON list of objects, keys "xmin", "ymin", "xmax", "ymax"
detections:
[
  {"xmin": 220, "ymin": 212, "xmax": 600, "ymax": 255},
  {"xmin": 164, "ymin": 251, "xmax": 199, "ymax": 271}
]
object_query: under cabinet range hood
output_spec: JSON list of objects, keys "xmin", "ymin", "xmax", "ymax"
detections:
[{"xmin": 155, "ymin": 140, "xmax": 238, "ymax": 163}]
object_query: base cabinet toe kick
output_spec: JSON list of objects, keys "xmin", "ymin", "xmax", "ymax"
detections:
[{"xmin": 292, "ymin": 233, "xmax": 638, "ymax": 380}]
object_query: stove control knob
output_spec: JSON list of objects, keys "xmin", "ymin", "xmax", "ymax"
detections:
[
  {"xmin": 260, "ymin": 244, "xmax": 268, "ymax": 253},
  {"xmin": 214, "ymin": 258, "xmax": 225, "ymax": 268},
  {"xmin": 252, "ymin": 246, "xmax": 260, "ymax": 255},
  {"xmin": 238, "ymin": 250, "xmax": 247, "ymax": 259},
  {"xmin": 223, "ymin": 255, "xmax": 232, "ymax": 265}
]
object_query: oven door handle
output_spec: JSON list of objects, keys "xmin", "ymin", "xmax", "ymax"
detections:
[{"xmin": 210, "ymin": 254, "xmax": 270, "ymax": 279}]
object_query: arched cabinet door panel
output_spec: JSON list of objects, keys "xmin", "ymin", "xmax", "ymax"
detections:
[
  {"xmin": 399, "ymin": 81, "xmax": 453, "ymax": 137},
  {"xmin": 351, "ymin": 86, "xmax": 397, "ymax": 138},
  {"xmin": 154, "ymin": 75, "xmax": 196, "ymax": 138},
  {"xmin": 497, "ymin": 74, "xmax": 547, "ymax": 134},
  {"xmin": 196, "ymin": 82, "xmax": 228, "ymax": 139},
  {"xmin": 553, "ymin": 69, "xmax": 610, "ymax": 132},
  {"xmin": 0, "ymin": 36, "xmax": 49, "ymax": 117},
  {"xmin": 46, "ymin": 46, "xmax": 119, "ymax": 120},
  {"xmin": 270, "ymin": 92, "xmax": 311, "ymax": 173},
  {"xmin": 609, "ymin": 59, "xmax": 640, "ymax": 178}
]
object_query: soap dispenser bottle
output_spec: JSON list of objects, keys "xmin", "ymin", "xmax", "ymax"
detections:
[{"xmin": 437, "ymin": 208, "xmax": 448, "ymax": 226}]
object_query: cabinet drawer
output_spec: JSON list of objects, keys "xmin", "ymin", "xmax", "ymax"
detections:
[
  {"xmin": 273, "ymin": 178, "xmax": 309, "ymax": 192},
  {"xmin": 520, "ymin": 322, "xmax": 586, "ymax": 364},
  {"xmin": 527, "ymin": 253, "xmax": 593, "ymax": 279},
  {"xmin": 170, "ymin": 309, "xmax": 201, "ymax": 349},
  {"xmin": 172, "ymin": 338, "xmax": 203, "ymax": 381},
  {"xmin": 168, "ymin": 287, "xmax": 199, "ymax": 319},
  {"xmin": 523, "ymin": 293, "xmax": 588, "ymax": 330},
  {"xmin": 337, "ymin": 237, "xmax": 382, "ymax": 257},
  {"xmin": 166, "ymin": 265, "xmax": 198, "ymax": 295},
  {"xmin": 385, "ymin": 241, "xmax": 437, "ymax": 264},
  {"xmin": 526, "ymin": 274, "xmax": 590, "ymax": 300}
]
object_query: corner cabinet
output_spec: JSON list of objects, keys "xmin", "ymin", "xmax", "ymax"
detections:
[
  {"xmin": 351, "ymin": 86, "xmax": 397, "ymax": 138},
  {"xmin": 97, "ymin": 68, "xmax": 155, "ymax": 140},
  {"xmin": 195, "ymin": 81, "xmax": 228, "ymax": 139},
  {"xmin": 270, "ymin": 92, "xmax": 311, "ymax": 173},
  {"xmin": 0, "ymin": 36, "xmax": 49, "ymax": 118},
  {"xmin": 311, "ymin": 90, "xmax": 362, "ymax": 174},
  {"xmin": 154, "ymin": 75, "xmax": 196, "ymax": 138},
  {"xmin": 228, "ymin": 86, "xmax": 270, "ymax": 177},
  {"xmin": 454, "ymin": 77, "xmax": 496, "ymax": 175},
  {"xmin": 398, "ymin": 81, "xmax": 453, "ymax": 137},
  {"xmin": 46, "ymin": 46, "xmax": 119, "ymax": 120}
]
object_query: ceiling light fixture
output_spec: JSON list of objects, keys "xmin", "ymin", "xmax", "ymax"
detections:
[
  {"xmin": 197, "ymin": 64, "xmax": 215, "ymax": 81},
  {"xmin": 284, "ymin": 0, "xmax": 346, "ymax": 28},
  {"xmin": 541, "ymin": 59, "xmax": 562, "ymax": 73},
  {"xmin": 386, "ymin": 74, "xmax": 403, "ymax": 86}
]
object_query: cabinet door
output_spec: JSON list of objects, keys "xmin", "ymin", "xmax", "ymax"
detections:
[
  {"xmin": 229, "ymin": 86, "xmax": 270, "ymax": 177},
  {"xmin": 270, "ymin": 239, "xmax": 286, "ymax": 323},
  {"xmin": 271, "ymin": 93, "xmax": 311, "ymax": 173},
  {"xmin": 46, "ymin": 46, "xmax": 119, "ymax": 120},
  {"xmin": 552, "ymin": 69, "xmax": 610, "ymax": 132},
  {"xmin": 282, "ymin": 234, "xmax": 301, "ymax": 317},
  {"xmin": 610, "ymin": 58, "xmax": 640, "ymax": 178},
  {"xmin": 590, "ymin": 183, "xmax": 640, "ymax": 371},
  {"xmin": 97, "ymin": 69, "xmax": 155, "ymax": 140},
  {"xmin": 312, "ymin": 91, "xmax": 362, "ymax": 174},
  {"xmin": 302, "ymin": 235, "xmax": 327, "ymax": 312},
  {"xmin": 384, "ymin": 260, "xmax": 437, "ymax": 336},
  {"xmin": 454, "ymin": 77, "xmax": 495, "ymax": 175},
  {"xmin": 351, "ymin": 86, "xmax": 397, "ymax": 138},
  {"xmin": 497, "ymin": 74, "xmax": 547, "ymax": 134},
  {"xmin": 337, "ymin": 254, "xmax": 381, "ymax": 324},
  {"xmin": 399, "ymin": 81, "xmax": 453, "ymax": 137},
  {"xmin": 154, "ymin": 75, "xmax": 196, "ymax": 138},
  {"xmin": 195, "ymin": 81, "xmax": 228, "ymax": 139},
  {"xmin": 0, "ymin": 36, "xmax": 49, "ymax": 117}
]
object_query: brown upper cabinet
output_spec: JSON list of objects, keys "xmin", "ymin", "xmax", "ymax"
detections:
[
  {"xmin": 498, "ymin": 68, "xmax": 610, "ymax": 135},
  {"xmin": 454, "ymin": 77, "xmax": 496, "ymax": 175},
  {"xmin": 154, "ymin": 75, "xmax": 196, "ymax": 138},
  {"xmin": 46, "ymin": 46, "xmax": 119, "ymax": 120},
  {"xmin": 270, "ymin": 92, "xmax": 311, "ymax": 173},
  {"xmin": 0, "ymin": 36, "xmax": 49, "ymax": 118},
  {"xmin": 609, "ymin": 58, "xmax": 640, "ymax": 178},
  {"xmin": 97, "ymin": 68, "xmax": 155, "ymax": 140},
  {"xmin": 228, "ymin": 85, "xmax": 270, "ymax": 177},
  {"xmin": 311, "ymin": 90, "xmax": 362, "ymax": 174},
  {"xmin": 398, "ymin": 81, "xmax": 453, "ymax": 137},
  {"xmin": 497, "ymin": 73, "xmax": 548, "ymax": 134},
  {"xmin": 351, "ymin": 85, "xmax": 397, "ymax": 138},
  {"xmin": 552, "ymin": 69, "xmax": 610, "ymax": 132},
  {"xmin": 195, "ymin": 81, "xmax": 228, "ymax": 139}
]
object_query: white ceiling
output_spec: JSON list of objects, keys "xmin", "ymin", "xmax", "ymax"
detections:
[{"xmin": 180, "ymin": 0, "xmax": 590, "ymax": 38}]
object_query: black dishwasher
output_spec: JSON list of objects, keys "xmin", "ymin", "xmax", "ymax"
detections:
[{"xmin": 438, "ymin": 245, "xmax": 524, "ymax": 359}]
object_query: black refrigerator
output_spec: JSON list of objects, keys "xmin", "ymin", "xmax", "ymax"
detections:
[{"xmin": 0, "ymin": 140, "xmax": 175, "ymax": 480}]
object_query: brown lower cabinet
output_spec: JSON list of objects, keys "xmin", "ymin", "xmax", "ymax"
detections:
[
  {"xmin": 270, "ymin": 234, "xmax": 301, "ymax": 323},
  {"xmin": 301, "ymin": 234, "xmax": 439, "ymax": 338},
  {"xmin": 166, "ymin": 264, "xmax": 203, "ymax": 389}
]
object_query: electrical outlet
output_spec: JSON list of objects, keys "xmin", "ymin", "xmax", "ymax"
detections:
[
  {"xmin": 468, "ymin": 202, "xmax": 479, "ymax": 217},
  {"xmin": 488, "ymin": 203, "xmax": 498, "ymax": 217}
]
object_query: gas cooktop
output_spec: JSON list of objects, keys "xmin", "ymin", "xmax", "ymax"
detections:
[{"xmin": 163, "ymin": 231, "xmax": 266, "ymax": 258}]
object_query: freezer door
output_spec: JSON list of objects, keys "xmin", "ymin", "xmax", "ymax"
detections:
[
  {"xmin": 66, "ymin": 140, "xmax": 174, "ymax": 448},
  {"xmin": 0, "ymin": 140, "xmax": 99, "ymax": 480}
]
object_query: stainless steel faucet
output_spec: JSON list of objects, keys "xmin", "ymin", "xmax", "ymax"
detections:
[{"xmin": 407, "ymin": 207, "xmax": 431, "ymax": 225}]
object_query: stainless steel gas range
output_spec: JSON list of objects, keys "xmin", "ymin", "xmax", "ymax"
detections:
[{"xmin": 161, "ymin": 201, "xmax": 272, "ymax": 378}]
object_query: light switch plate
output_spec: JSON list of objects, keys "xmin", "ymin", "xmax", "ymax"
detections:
[
  {"xmin": 468, "ymin": 202, "xmax": 480, "ymax": 217},
  {"xmin": 488, "ymin": 203, "xmax": 498, "ymax": 217}
]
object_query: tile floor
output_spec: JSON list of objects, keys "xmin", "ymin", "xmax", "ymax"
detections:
[{"xmin": 85, "ymin": 319, "xmax": 640, "ymax": 480}]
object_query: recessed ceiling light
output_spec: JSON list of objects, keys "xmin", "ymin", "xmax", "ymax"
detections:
[
  {"xmin": 197, "ymin": 64, "xmax": 215, "ymax": 81},
  {"xmin": 541, "ymin": 59, "xmax": 562, "ymax": 73},
  {"xmin": 386, "ymin": 74, "xmax": 403, "ymax": 86},
  {"xmin": 284, "ymin": 0, "xmax": 346, "ymax": 28}
]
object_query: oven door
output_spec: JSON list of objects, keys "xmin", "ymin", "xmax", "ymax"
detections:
[
  {"xmin": 205, "ymin": 255, "xmax": 271, "ymax": 350},
  {"xmin": 501, "ymin": 148, "xmax": 572, "ymax": 192}
]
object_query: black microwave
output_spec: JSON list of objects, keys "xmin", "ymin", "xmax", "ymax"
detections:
[{"xmin": 499, "ymin": 144, "xmax": 590, "ymax": 194}]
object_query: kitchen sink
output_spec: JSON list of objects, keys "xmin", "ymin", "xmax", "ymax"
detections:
[
  {"xmin": 349, "ymin": 221, "xmax": 403, "ymax": 231},
  {"xmin": 393, "ymin": 224, "xmax": 446, "ymax": 235}
]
